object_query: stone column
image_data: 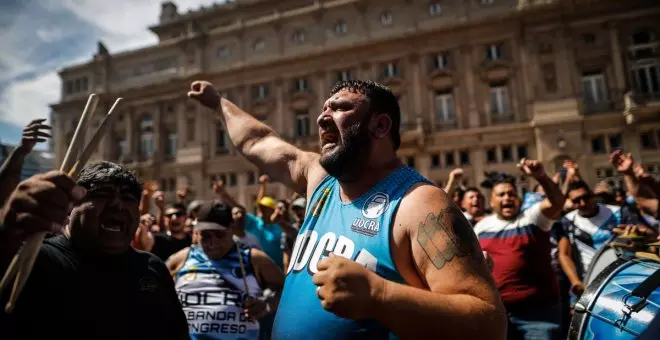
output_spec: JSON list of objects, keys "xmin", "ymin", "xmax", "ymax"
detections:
[
  {"xmin": 608, "ymin": 22, "xmax": 626, "ymax": 97},
  {"xmin": 176, "ymin": 100, "xmax": 186, "ymax": 154},
  {"xmin": 126, "ymin": 108, "xmax": 135, "ymax": 159},
  {"xmin": 471, "ymin": 148, "xmax": 486, "ymax": 189},
  {"xmin": 410, "ymin": 53, "xmax": 423, "ymax": 123},
  {"xmin": 154, "ymin": 104, "xmax": 163, "ymax": 164},
  {"xmin": 460, "ymin": 44, "xmax": 480, "ymax": 128},
  {"xmin": 274, "ymin": 79, "xmax": 286, "ymax": 137}
]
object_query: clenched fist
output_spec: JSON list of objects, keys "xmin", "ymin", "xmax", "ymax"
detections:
[
  {"xmin": 609, "ymin": 150, "xmax": 634, "ymax": 175},
  {"xmin": 312, "ymin": 254, "xmax": 385, "ymax": 320},
  {"xmin": 188, "ymin": 81, "xmax": 222, "ymax": 111},
  {"xmin": 1, "ymin": 171, "xmax": 86, "ymax": 238},
  {"xmin": 517, "ymin": 158, "xmax": 545, "ymax": 179}
]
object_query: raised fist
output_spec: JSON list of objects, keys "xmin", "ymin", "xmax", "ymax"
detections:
[
  {"xmin": 609, "ymin": 150, "xmax": 634, "ymax": 175},
  {"xmin": 448, "ymin": 168, "xmax": 464, "ymax": 181},
  {"xmin": 143, "ymin": 181, "xmax": 158, "ymax": 197},
  {"xmin": 517, "ymin": 158, "xmax": 545, "ymax": 179},
  {"xmin": 213, "ymin": 180, "xmax": 225, "ymax": 194},
  {"xmin": 20, "ymin": 118, "xmax": 52, "ymax": 154},
  {"xmin": 188, "ymin": 81, "xmax": 221, "ymax": 111},
  {"xmin": 259, "ymin": 174, "xmax": 269, "ymax": 184},
  {"xmin": 1, "ymin": 171, "xmax": 86, "ymax": 238},
  {"xmin": 153, "ymin": 191, "xmax": 165, "ymax": 209}
]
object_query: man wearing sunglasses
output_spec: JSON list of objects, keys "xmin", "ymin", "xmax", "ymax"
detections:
[
  {"xmin": 560, "ymin": 180, "xmax": 638, "ymax": 294},
  {"xmin": 152, "ymin": 204, "xmax": 193, "ymax": 261}
]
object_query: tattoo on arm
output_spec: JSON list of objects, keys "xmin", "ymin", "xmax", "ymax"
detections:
[{"xmin": 417, "ymin": 206, "xmax": 477, "ymax": 270}]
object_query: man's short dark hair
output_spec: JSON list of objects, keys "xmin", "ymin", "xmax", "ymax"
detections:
[
  {"xmin": 480, "ymin": 172, "xmax": 516, "ymax": 190},
  {"xmin": 330, "ymin": 80, "xmax": 401, "ymax": 150},
  {"xmin": 567, "ymin": 180, "xmax": 591, "ymax": 195},
  {"xmin": 77, "ymin": 161, "xmax": 142, "ymax": 200},
  {"xmin": 459, "ymin": 187, "xmax": 482, "ymax": 201}
]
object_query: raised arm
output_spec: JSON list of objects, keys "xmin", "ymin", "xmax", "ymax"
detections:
[
  {"xmin": 519, "ymin": 158, "xmax": 565, "ymax": 219},
  {"xmin": 313, "ymin": 185, "xmax": 506, "ymax": 339},
  {"xmin": 188, "ymin": 81, "xmax": 326, "ymax": 195},
  {"xmin": 443, "ymin": 168, "xmax": 463, "ymax": 197},
  {"xmin": 610, "ymin": 151, "xmax": 659, "ymax": 216}
]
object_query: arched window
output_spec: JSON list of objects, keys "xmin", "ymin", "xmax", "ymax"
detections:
[{"xmin": 139, "ymin": 114, "xmax": 154, "ymax": 158}]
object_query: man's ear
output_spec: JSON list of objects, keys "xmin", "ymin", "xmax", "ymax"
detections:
[{"xmin": 370, "ymin": 113, "xmax": 392, "ymax": 139}]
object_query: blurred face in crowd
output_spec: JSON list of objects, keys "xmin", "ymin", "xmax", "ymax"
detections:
[
  {"xmin": 615, "ymin": 190, "xmax": 626, "ymax": 206},
  {"xmin": 69, "ymin": 183, "xmax": 140, "ymax": 254},
  {"xmin": 276, "ymin": 201, "xmax": 289, "ymax": 219},
  {"xmin": 453, "ymin": 191, "xmax": 462, "ymax": 207},
  {"xmin": 259, "ymin": 204, "xmax": 275, "ymax": 220},
  {"xmin": 318, "ymin": 90, "xmax": 373, "ymax": 180},
  {"xmin": 490, "ymin": 183, "xmax": 521, "ymax": 220},
  {"xmin": 199, "ymin": 229, "xmax": 233, "ymax": 260},
  {"xmin": 568, "ymin": 187, "xmax": 598, "ymax": 216},
  {"xmin": 231, "ymin": 206, "xmax": 246, "ymax": 227},
  {"xmin": 292, "ymin": 206, "xmax": 305, "ymax": 222},
  {"xmin": 165, "ymin": 209, "xmax": 186, "ymax": 233},
  {"xmin": 461, "ymin": 190, "xmax": 485, "ymax": 217}
]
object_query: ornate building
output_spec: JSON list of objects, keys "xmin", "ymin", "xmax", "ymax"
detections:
[{"xmin": 52, "ymin": 0, "xmax": 660, "ymax": 211}]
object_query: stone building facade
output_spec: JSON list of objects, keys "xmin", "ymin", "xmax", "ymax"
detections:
[{"xmin": 52, "ymin": 0, "xmax": 660, "ymax": 211}]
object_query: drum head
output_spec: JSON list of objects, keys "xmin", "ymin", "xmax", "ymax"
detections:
[{"xmin": 584, "ymin": 246, "xmax": 620, "ymax": 286}]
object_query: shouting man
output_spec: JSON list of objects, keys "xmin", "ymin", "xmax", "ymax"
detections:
[
  {"xmin": 0, "ymin": 162, "xmax": 188, "ymax": 339},
  {"xmin": 188, "ymin": 79, "xmax": 506, "ymax": 339}
]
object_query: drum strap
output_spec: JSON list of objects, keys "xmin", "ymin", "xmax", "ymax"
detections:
[{"xmin": 632, "ymin": 268, "xmax": 660, "ymax": 300}]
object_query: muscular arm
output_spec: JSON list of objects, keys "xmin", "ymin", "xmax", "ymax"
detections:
[
  {"xmin": 558, "ymin": 237, "xmax": 582, "ymax": 288},
  {"xmin": 0, "ymin": 146, "xmax": 28, "ymax": 208},
  {"xmin": 537, "ymin": 174, "xmax": 566, "ymax": 219},
  {"xmin": 251, "ymin": 248, "xmax": 285, "ymax": 311},
  {"xmin": 166, "ymin": 247, "xmax": 190, "ymax": 278},
  {"xmin": 372, "ymin": 185, "xmax": 507, "ymax": 339},
  {"xmin": 217, "ymin": 98, "xmax": 325, "ymax": 196}
]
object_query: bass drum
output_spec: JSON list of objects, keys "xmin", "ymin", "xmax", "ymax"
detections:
[
  {"xmin": 569, "ymin": 257, "xmax": 660, "ymax": 339},
  {"xmin": 583, "ymin": 245, "xmax": 622, "ymax": 286}
]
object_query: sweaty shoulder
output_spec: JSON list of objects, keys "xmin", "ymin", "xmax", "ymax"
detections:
[{"xmin": 304, "ymin": 154, "xmax": 328, "ymax": 199}]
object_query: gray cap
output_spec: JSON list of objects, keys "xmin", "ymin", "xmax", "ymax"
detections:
[{"xmin": 187, "ymin": 200, "xmax": 203, "ymax": 216}]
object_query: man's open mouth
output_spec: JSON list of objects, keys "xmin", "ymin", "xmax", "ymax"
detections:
[{"xmin": 101, "ymin": 217, "xmax": 124, "ymax": 232}]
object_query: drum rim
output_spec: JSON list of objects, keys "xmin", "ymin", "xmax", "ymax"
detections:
[
  {"xmin": 569, "ymin": 257, "xmax": 628, "ymax": 339},
  {"xmin": 569, "ymin": 257, "xmax": 660, "ymax": 339}
]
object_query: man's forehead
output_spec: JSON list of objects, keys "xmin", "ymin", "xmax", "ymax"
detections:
[
  {"xmin": 90, "ymin": 182, "xmax": 135, "ymax": 193},
  {"xmin": 325, "ymin": 89, "xmax": 365, "ymax": 103}
]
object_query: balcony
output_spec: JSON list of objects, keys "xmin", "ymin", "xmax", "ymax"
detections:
[
  {"xmin": 490, "ymin": 112, "xmax": 515, "ymax": 124},
  {"xmin": 175, "ymin": 146, "xmax": 203, "ymax": 165}
]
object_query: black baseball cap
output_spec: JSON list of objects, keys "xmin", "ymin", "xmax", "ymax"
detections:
[{"xmin": 194, "ymin": 201, "xmax": 234, "ymax": 232}]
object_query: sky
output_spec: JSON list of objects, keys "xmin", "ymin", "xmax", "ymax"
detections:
[{"xmin": 0, "ymin": 0, "xmax": 215, "ymax": 148}]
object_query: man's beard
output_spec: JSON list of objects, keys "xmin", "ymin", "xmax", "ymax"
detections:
[{"xmin": 319, "ymin": 122, "xmax": 371, "ymax": 181}]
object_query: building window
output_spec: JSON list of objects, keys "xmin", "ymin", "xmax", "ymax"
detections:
[
  {"xmin": 229, "ymin": 173, "xmax": 237, "ymax": 187},
  {"xmin": 116, "ymin": 138, "xmax": 127, "ymax": 161},
  {"xmin": 501, "ymin": 145, "xmax": 513, "ymax": 162},
  {"xmin": 336, "ymin": 69, "xmax": 353, "ymax": 82},
  {"xmin": 253, "ymin": 38, "xmax": 265, "ymax": 51},
  {"xmin": 217, "ymin": 45, "xmax": 230, "ymax": 59},
  {"xmin": 293, "ymin": 78, "xmax": 308, "ymax": 92},
  {"xmin": 380, "ymin": 11, "xmax": 393, "ymax": 26},
  {"xmin": 74, "ymin": 78, "xmax": 81, "ymax": 93},
  {"xmin": 66, "ymin": 80, "xmax": 73, "ymax": 94},
  {"xmin": 445, "ymin": 152, "xmax": 455, "ymax": 167},
  {"xmin": 582, "ymin": 33, "xmax": 596, "ymax": 45},
  {"xmin": 591, "ymin": 135, "xmax": 606, "ymax": 154},
  {"xmin": 252, "ymin": 84, "xmax": 269, "ymax": 100},
  {"xmin": 609, "ymin": 133, "xmax": 622, "ymax": 151},
  {"xmin": 406, "ymin": 156, "xmax": 415, "ymax": 168},
  {"xmin": 82, "ymin": 77, "xmax": 88, "ymax": 91},
  {"xmin": 216, "ymin": 124, "xmax": 228, "ymax": 155},
  {"xmin": 489, "ymin": 83, "xmax": 509, "ymax": 116},
  {"xmin": 459, "ymin": 150, "xmax": 470, "ymax": 165},
  {"xmin": 139, "ymin": 114, "xmax": 154, "ymax": 158},
  {"xmin": 480, "ymin": 0, "xmax": 494, "ymax": 4},
  {"xmin": 334, "ymin": 20, "xmax": 348, "ymax": 35},
  {"xmin": 435, "ymin": 90, "xmax": 455, "ymax": 124},
  {"xmin": 431, "ymin": 154, "xmax": 440, "ymax": 168},
  {"xmin": 295, "ymin": 111, "xmax": 310, "ymax": 138},
  {"xmin": 292, "ymin": 29, "xmax": 305, "ymax": 44},
  {"xmin": 186, "ymin": 117, "xmax": 195, "ymax": 142},
  {"xmin": 485, "ymin": 43, "xmax": 503, "ymax": 61},
  {"xmin": 247, "ymin": 172, "xmax": 256, "ymax": 185},
  {"xmin": 629, "ymin": 30, "xmax": 659, "ymax": 60},
  {"xmin": 428, "ymin": 3, "xmax": 442, "ymax": 16},
  {"xmin": 382, "ymin": 62, "xmax": 399, "ymax": 78},
  {"xmin": 542, "ymin": 63, "xmax": 558, "ymax": 93},
  {"xmin": 640, "ymin": 132, "xmax": 658, "ymax": 149},
  {"xmin": 517, "ymin": 145, "xmax": 528, "ymax": 160},
  {"xmin": 630, "ymin": 64, "xmax": 660, "ymax": 96},
  {"xmin": 486, "ymin": 148, "xmax": 497, "ymax": 164},
  {"xmin": 166, "ymin": 132, "xmax": 178, "ymax": 159},
  {"xmin": 581, "ymin": 72, "xmax": 608, "ymax": 107},
  {"xmin": 432, "ymin": 53, "xmax": 449, "ymax": 70}
]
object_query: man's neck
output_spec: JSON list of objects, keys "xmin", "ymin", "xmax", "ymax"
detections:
[
  {"xmin": 170, "ymin": 230, "xmax": 187, "ymax": 239},
  {"xmin": 579, "ymin": 204, "xmax": 600, "ymax": 218},
  {"xmin": 338, "ymin": 156, "xmax": 402, "ymax": 202}
]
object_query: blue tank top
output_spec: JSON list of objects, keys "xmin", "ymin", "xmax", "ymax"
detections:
[{"xmin": 272, "ymin": 166, "xmax": 431, "ymax": 340}]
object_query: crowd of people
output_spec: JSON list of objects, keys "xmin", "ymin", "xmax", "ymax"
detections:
[{"xmin": 0, "ymin": 79, "xmax": 658, "ymax": 340}]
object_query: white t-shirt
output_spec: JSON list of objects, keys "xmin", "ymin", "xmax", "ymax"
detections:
[
  {"xmin": 233, "ymin": 233, "xmax": 262, "ymax": 249},
  {"xmin": 474, "ymin": 203, "xmax": 554, "ymax": 237}
]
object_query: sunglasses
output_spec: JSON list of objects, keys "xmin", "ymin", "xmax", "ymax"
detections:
[{"xmin": 572, "ymin": 193, "xmax": 592, "ymax": 203}]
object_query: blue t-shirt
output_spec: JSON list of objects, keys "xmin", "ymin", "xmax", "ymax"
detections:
[
  {"xmin": 272, "ymin": 166, "xmax": 430, "ymax": 340},
  {"xmin": 244, "ymin": 213, "xmax": 284, "ymax": 268}
]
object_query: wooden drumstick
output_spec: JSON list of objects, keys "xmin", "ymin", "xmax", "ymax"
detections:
[
  {"xmin": 235, "ymin": 242, "xmax": 251, "ymax": 297},
  {"xmin": 60, "ymin": 94, "xmax": 98, "ymax": 172},
  {"xmin": 3, "ymin": 96, "xmax": 121, "ymax": 313}
]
